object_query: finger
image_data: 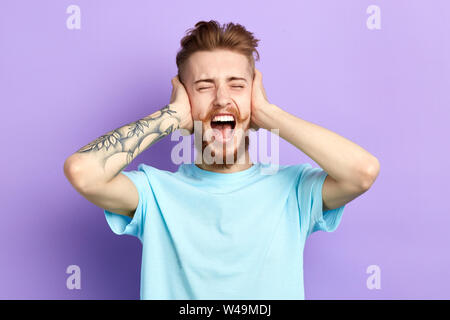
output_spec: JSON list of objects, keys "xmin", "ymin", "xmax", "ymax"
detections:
[
  {"xmin": 262, "ymin": 86, "xmax": 268, "ymax": 100},
  {"xmin": 254, "ymin": 68, "xmax": 262, "ymax": 81},
  {"xmin": 256, "ymin": 70, "xmax": 268, "ymax": 99}
]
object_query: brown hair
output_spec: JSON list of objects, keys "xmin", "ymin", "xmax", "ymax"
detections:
[{"xmin": 176, "ymin": 20, "xmax": 260, "ymax": 83}]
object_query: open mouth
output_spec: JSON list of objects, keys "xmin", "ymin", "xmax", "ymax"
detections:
[{"xmin": 210, "ymin": 114, "xmax": 236, "ymax": 142}]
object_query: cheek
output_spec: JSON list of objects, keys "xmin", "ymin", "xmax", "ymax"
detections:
[
  {"xmin": 189, "ymin": 96, "xmax": 202, "ymax": 117},
  {"xmin": 241, "ymin": 90, "xmax": 252, "ymax": 106},
  {"xmin": 187, "ymin": 91, "xmax": 204, "ymax": 117},
  {"xmin": 238, "ymin": 96, "xmax": 252, "ymax": 117},
  {"xmin": 190, "ymin": 104, "xmax": 208, "ymax": 121}
]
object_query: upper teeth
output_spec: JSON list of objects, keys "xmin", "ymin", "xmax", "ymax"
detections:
[{"xmin": 212, "ymin": 115, "xmax": 234, "ymax": 122}]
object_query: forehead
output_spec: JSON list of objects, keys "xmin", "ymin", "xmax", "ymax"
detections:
[{"xmin": 185, "ymin": 49, "xmax": 251, "ymax": 82}]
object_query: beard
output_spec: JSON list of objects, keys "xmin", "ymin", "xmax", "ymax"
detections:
[
  {"xmin": 200, "ymin": 134, "xmax": 250, "ymax": 169},
  {"xmin": 194, "ymin": 105, "xmax": 251, "ymax": 169}
]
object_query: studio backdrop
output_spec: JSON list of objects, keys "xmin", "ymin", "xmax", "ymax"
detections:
[{"xmin": 1, "ymin": 0, "xmax": 449, "ymax": 299}]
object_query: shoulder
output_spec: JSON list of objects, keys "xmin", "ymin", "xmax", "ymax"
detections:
[
  {"xmin": 256, "ymin": 163, "xmax": 308, "ymax": 185},
  {"xmin": 268, "ymin": 163, "xmax": 313, "ymax": 178},
  {"xmin": 130, "ymin": 163, "xmax": 180, "ymax": 183},
  {"xmin": 278, "ymin": 163, "xmax": 327, "ymax": 189}
]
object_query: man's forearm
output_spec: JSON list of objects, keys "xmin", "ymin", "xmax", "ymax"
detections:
[
  {"xmin": 260, "ymin": 104, "xmax": 379, "ymax": 188},
  {"xmin": 65, "ymin": 104, "xmax": 181, "ymax": 189}
]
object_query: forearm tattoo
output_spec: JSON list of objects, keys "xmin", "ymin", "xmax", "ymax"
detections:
[{"xmin": 76, "ymin": 104, "xmax": 180, "ymax": 172}]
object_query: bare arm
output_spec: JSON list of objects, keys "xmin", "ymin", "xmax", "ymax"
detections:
[
  {"xmin": 65, "ymin": 104, "xmax": 183, "ymax": 189},
  {"xmin": 250, "ymin": 69, "xmax": 380, "ymax": 211},
  {"xmin": 64, "ymin": 76, "xmax": 193, "ymax": 217},
  {"xmin": 258, "ymin": 104, "xmax": 380, "ymax": 210}
]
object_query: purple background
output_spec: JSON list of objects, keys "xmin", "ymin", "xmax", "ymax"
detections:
[{"xmin": 1, "ymin": 0, "xmax": 449, "ymax": 299}]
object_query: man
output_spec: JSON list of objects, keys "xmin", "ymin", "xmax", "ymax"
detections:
[{"xmin": 64, "ymin": 20, "xmax": 380, "ymax": 299}]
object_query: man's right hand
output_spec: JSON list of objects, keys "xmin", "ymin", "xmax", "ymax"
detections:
[
  {"xmin": 64, "ymin": 76, "xmax": 195, "ymax": 220},
  {"xmin": 169, "ymin": 75, "xmax": 194, "ymax": 135}
]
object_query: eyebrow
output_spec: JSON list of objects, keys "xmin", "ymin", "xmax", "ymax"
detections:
[{"xmin": 194, "ymin": 77, "xmax": 248, "ymax": 85}]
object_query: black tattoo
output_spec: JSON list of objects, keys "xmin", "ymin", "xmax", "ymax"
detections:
[
  {"xmin": 76, "ymin": 104, "xmax": 180, "ymax": 169},
  {"xmin": 77, "ymin": 130, "xmax": 122, "ymax": 153}
]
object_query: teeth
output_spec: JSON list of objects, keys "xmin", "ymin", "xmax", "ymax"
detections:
[{"xmin": 212, "ymin": 115, "xmax": 234, "ymax": 122}]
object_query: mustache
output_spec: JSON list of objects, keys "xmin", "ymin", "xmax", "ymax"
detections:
[{"xmin": 200, "ymin": 106, "xmax": 245, "ymax": 123}]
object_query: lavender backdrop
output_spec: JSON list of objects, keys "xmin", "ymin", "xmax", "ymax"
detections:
[{"xmin": 1, "ymin": 0, "xmax": 449, "ymax": 299}]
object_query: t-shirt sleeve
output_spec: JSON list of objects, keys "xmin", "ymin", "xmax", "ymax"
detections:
[
  {"xmin": 296, "ymin": 164, "xmax": 345, "ymax": 238},
  {"xmin": 104, "ymin": 168, "xmax": 149, "ymax": 241}
]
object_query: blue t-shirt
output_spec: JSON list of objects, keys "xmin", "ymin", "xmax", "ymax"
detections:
[{"xmin": 104, "ymin": 162, "xmax": 345, "ymax": 299}]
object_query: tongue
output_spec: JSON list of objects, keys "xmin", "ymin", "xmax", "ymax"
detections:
[{"xmin": 211, "ymin": 123, "xmax": 233, "ymax": 141}]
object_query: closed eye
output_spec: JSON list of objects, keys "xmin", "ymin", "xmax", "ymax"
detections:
[{"xmin": 198, "ymin": 85, "xmax": 244, "ymax": 91}]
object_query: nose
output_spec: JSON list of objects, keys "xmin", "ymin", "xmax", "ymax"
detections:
[{"xmin": 213, "ymin": 84, "xmax": 232, "ymax": 109}]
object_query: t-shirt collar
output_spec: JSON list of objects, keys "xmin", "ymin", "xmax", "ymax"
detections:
[{"xmin": 189, "ymin": 162, "xmax": 259, "ymax": 181}]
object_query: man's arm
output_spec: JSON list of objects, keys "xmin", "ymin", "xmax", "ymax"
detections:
[
  {"xmin": 259, "ymin": 104, "xmax": 380, "ymax": 210},
  {"xmin": 65, "ymin": 104, "xmax": 182, "ymax": 189},
  {"xmin": 250, "ymin": 70, "xmax": 380, "ymax": 211},
  {"xmin": 63, "ymin": 104, "xmax": 184, "ymax": 217},
  {"xmin": 63, "ymin": 76, "xmax": 193, "ymax": 218}
]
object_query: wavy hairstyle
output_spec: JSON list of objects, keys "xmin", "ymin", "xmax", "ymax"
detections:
[{"xmin": 175, "ymin": 20, "xmax": 260, "ymax": 83}]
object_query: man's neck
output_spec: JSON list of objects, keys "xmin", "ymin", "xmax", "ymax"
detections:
[{"xmin": 195, "ymin": 152, "xmax": 253, "ymax": 173}]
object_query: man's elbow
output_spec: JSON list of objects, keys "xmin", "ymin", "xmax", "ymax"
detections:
[
  {"xmin": 64, "ymin": 156, "xmax": 88, "ymax": 192},
  {"xmin": 359, "ymin": 158, "xmax": 380, "ymax": 191}
]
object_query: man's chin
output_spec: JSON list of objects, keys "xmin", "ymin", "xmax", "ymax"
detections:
[{"xmin": 201, "ymin": 137, "xmax": 249, "ymax": 166}]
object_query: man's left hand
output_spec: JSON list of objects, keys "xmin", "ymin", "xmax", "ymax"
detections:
[{"xmin": 250, "ymin": 68, "xmax": 275, "ymax": 131}]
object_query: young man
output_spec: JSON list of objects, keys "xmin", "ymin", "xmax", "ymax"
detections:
[{"xmin": 64, "ymin": 20, "xmax": 380, "ymax": 299}]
